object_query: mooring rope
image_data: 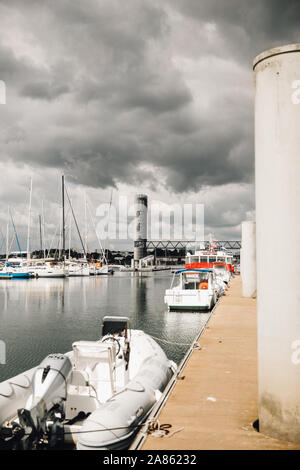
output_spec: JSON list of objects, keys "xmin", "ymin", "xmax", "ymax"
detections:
[{"xmin": 149, "ymin": 333, "xmax": 202, "ymax": 348}]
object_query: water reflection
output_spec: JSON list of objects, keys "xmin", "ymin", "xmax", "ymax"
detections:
[{"xmin": 0, "ymin": 272, "xmax": 210, "ymax": 382}]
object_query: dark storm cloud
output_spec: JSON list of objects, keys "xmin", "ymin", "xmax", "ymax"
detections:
[
  {"xmin": 0, "ymin": 0, "xmax": 299, "ymax": 242},
  {"xmin": 170, "ymin": 0, "xmax": 300, "ymax": 61},
  {"xmin": 0, "ymin": 0, "xmax": 195, "ymax": 190},
  {"xmin": 0, "ymin": 42, "xmax": 41, "ymax": 85},
  {"xmin": 21, "ymin": 81, "xmax": 70, "ymax": 100}
]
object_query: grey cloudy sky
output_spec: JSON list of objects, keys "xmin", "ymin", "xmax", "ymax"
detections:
[{"xmin": 0, "ymin": 0, "xmax": 299, "ymax": 251}]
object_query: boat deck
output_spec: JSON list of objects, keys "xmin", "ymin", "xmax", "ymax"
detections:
[{"xmin": 141, "ymin": 276, "xmax": 300, "ymax": 450}]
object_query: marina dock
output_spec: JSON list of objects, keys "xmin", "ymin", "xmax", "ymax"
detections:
[{"xmin": 140, "ymin": 276, "xmax": 300, "ymax": 450}]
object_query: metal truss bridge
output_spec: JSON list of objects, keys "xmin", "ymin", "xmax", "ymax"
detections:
[{"xmin": 146, "ymin": 240, "xmax": 241, "ymax": 251}]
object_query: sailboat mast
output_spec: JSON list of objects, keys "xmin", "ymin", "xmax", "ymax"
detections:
[
  {"xmin": 42, "ymin": 200, "xmax": 46, "ymax": 260},
  {"xmin": 26, "ymin": 178, "xmax": 32, "ymax": 260},
  {"xmin": 39, "ymin": 214, "xmax": 43, "ymax": 254},
  {"xmin": 84, "ymin": 191, "xmax": 87, "ymax": 260},
  {"xmin": 6, "ymin": 206, "xmax": 9, "ymax": 262},
  {"xmin": 10, "ymin": 208, "xmax": 23, "ymax": 260},
  {"xmin": 65, "ymin": 183, "xmax": 87, "ymax": 260},
  {"xmin": 69, "ymin": 208, "xmax": 72, "ymax": 260},
  {"xmin": 87, "ymin": 200, "xmax": 107, "ymax": 265},
  {"xmin": 62, "ymin": 175, "xmax": 65, "ymax": 258}
]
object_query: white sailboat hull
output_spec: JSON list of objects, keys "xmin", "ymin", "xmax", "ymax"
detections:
[
  {"xmin": 36, "ymin": 269, "xmax": 68, "ymax": 278},
  {"xmin": 68, "ymin": 266, "xmax": 90, "ymax": 277},
  {"xmin": 90, "ymin": 265, "xmax": 110, "ymax": 275}
]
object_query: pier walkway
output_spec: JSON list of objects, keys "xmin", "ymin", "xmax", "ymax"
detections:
[{"xmin": 141, "ymin": 276, "xmax": 300, "ymax": 450}]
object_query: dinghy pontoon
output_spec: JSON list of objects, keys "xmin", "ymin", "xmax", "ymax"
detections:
[{"xmin": 0, "ymin": 316, "xmax": 176, "ymax": 450}]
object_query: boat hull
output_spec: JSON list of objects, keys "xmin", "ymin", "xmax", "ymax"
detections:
[
  {"xmin": 0, "ymin": 273, "xmax": 13, "ymax": 279},
  {"xmin": 164, "ymin": 289, "xmax": 216, "ymax": 311},
  {"xmin": 11, "ymin": 272, "xmax": 31, "ymax": 279},
  {"xmin": 69, "ymin": 271, "xmax": 90, "ymax": 277},
  {"xmin": 0, "ymin": 331, "xmax": 175, "ymax": 451},
  {"xmin": 76, "ymin": 333, "xmax": 174, "ymax": 450},
  {"xmin": 37, "ymin": 274, "xmax": 66, "ymax": 278}
]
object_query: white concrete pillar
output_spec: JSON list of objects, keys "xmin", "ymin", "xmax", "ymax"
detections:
[
  {"xmin": 254, "ymin": 44, "xmax": 300, "ymax": 443},
  {"xmin": 240, "ymin": 221, "xmax": 256, "ymax": 298}
]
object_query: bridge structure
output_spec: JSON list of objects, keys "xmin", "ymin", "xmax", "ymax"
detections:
[
  {"xmin": 140, "ymin": 240, "xmax": 241, "ymax": 264},
  {"xmin": 145, "ymin": 240, "xmax": 241, "ymax": 251}
]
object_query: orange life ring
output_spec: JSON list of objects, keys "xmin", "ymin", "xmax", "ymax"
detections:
[{"xmin": 198, "ymin": 281, "xmax": 208, "ymax": 290}]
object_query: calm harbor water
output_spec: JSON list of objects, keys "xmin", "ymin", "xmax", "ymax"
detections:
[{"xmin": 0, "ymin": 271, "xmax": 210, "ymax": 382}]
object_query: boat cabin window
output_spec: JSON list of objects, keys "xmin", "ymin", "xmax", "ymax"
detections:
[
  {"xmin": 200, "ymin": 257, "xmax": 207, "ymax": 262},
  {"xmin": 185, "ymin": 281, "xmax": 198, "ymax": 290},
  {"xmin": 209, "ymin": 256, "xmax": 216, "ymax": 263},
  {"xmin": 217, "ymin": 257, "xmax": 225, "ymax": 262},
  {"xmin": 214, "ymin": 264, "xmax": 226, "ymax": 271}
]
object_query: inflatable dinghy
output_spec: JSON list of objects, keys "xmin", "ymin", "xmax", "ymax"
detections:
[{"xmin": 0, "ymin": 316, "xmax": 176, "ymax": 450}]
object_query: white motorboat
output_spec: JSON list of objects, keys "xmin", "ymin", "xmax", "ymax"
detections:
[
  {"xmin": 164, "ymin": 268, "xmax": 222, "ymax": 311},
  {"xmin": 0, "ymin": 317, "xmax": 176, "ymax": 450},
  {"xmin": 213, "ymin": 263, "xmax": 232, "ymax": 285},
  {"xmin": 185, "ymin": 247, "xmax": 235, "ymax": 273}
]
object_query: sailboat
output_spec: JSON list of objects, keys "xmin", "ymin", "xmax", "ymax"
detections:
[{"xmin": 1, "ymin": 206, "xmax": 31, "ymax": 279}]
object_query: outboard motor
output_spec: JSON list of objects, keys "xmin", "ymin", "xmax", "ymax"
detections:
[
  {"xmin": 24, "ymin": 353, "xmax": 72, "ymax": 426},
  {"xmin": 1, "ymin": 354, "xmax": 72, "ymax": 450}
]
